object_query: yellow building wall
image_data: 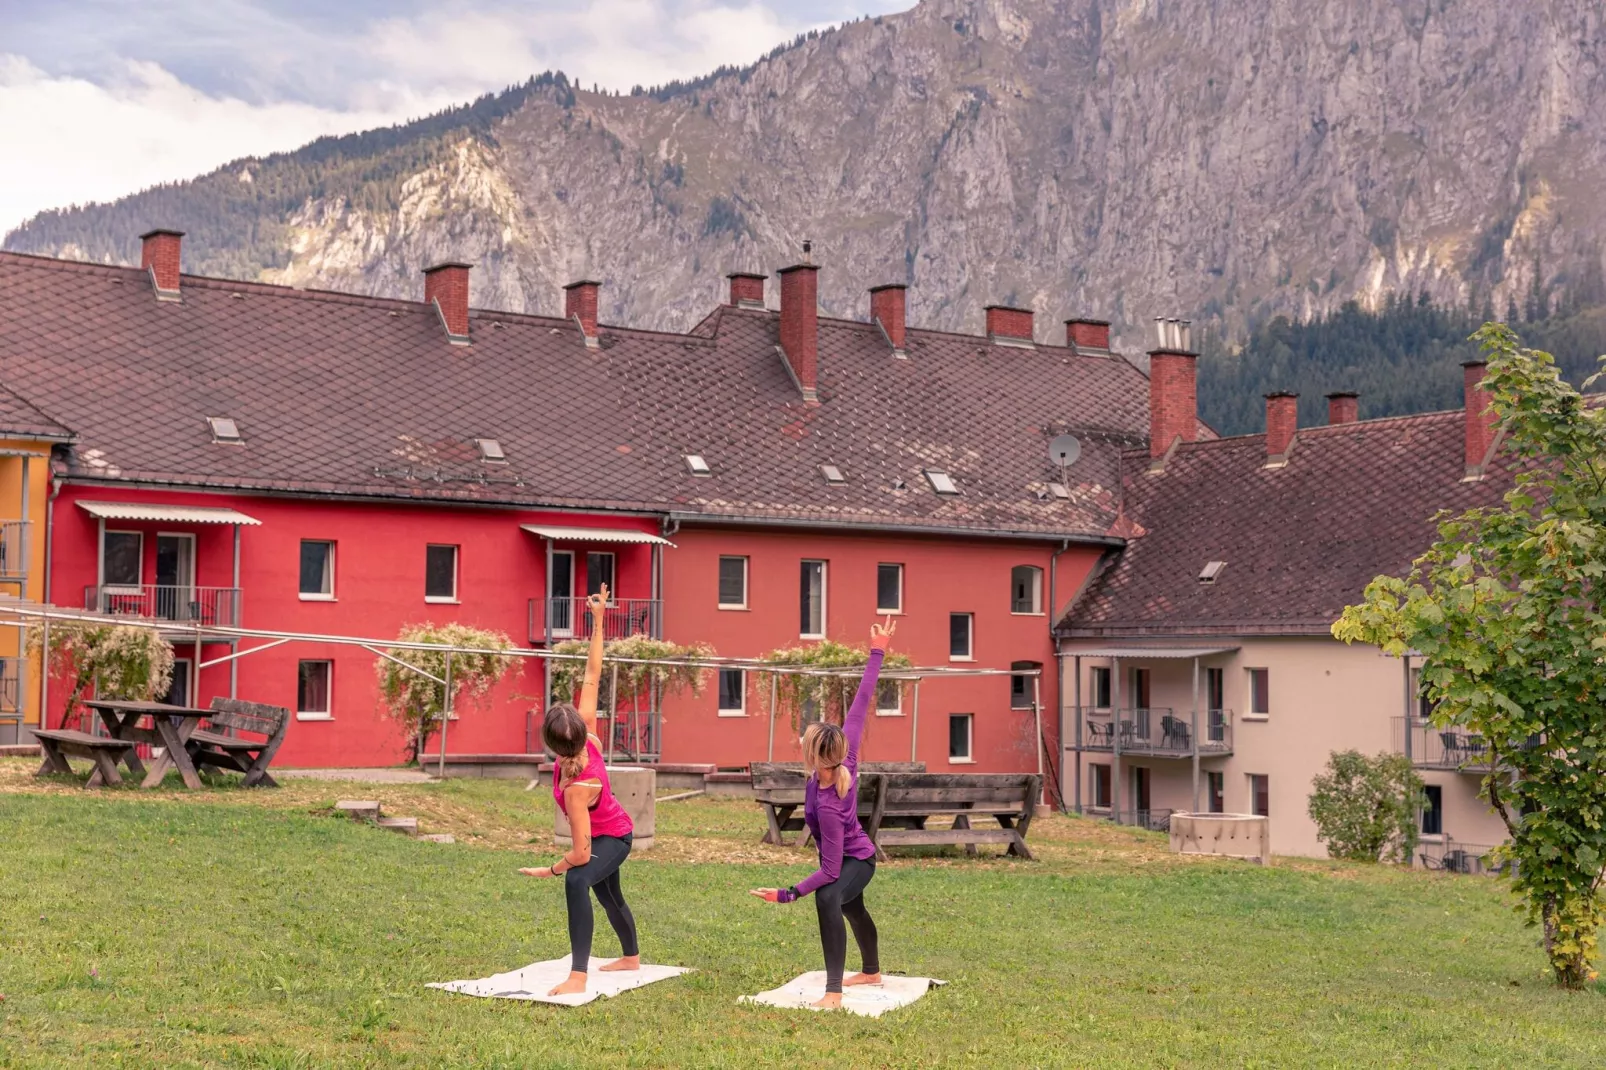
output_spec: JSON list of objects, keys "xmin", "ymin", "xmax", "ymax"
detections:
[{"xmin": 0, "ymin": 439, "xmax": 58, "ymax": 731}]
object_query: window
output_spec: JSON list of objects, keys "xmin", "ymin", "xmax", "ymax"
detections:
[
  {"xmin": 949, "ymin": 713, "xmax": 973, "ymax": 762},
  {"xmin": 159, "ymin": 659, "xmax": 191, "ymax": 707},
  {"xmin": 103, "ymin": 531, "xmax": 142, "ymax": 588},
  {"xmin": 1206, "ymin": 667, "xmax": 1225, "ymax": 711},
  {"xmin": 1248, "ymin": 668, "xmax": 1270, "ymax": 715},
  {"xmin": 1422, "ymin": 785, "xmax": 1443, "ymax": 836},
  {"xmin": 718, "ymin": 556, "xmax": 748, "ymax": 608},
  {"xmin": 207, "ymin": 416, "xmax": 242, "ymax": 443},
  {"xmin": 1010, "ymin": 565, "xmax": 1043, "ymax": 614},
  {"xmin": 876, "ymin": 563, "xmax": 903, "ymax": 613},
  {"xmin": 1207, "ymin": 771, "xmax": 1224, "ymax": 813},
  {"xmin": 475, "ymin": 438, "xmax": 506, "ymax": 462},
  {"xmin": 1198, "ymin": 560, "xmax": 1227, "ymax": 584},
  {"xmin": 425, "ymin": 544, "xmax": 458, "ymax": 601},
  {"xmin": 925, "ymin": 469, "xmax": 959, "ymax": 494},
  {"xmin": 1090, "ymin": 666, "xmax": 1112, "ymax": 709},
  {"xmin": 1011, "ymin": 661, "xmax": 1040, "ymax": 710},
  {"xmin": 1250, "ymin": 774, "xmax": 1270, "ymax": 817},
  {"xmin": 875, "ymin": 679, "xmax": 902, "ymax": 716},
  {"xmin": 299, "ymin": 540, "xmax": 334, "ymax": 598},
  {"xmin": 800, "ymin": 560, "xmax": 826, "ymax": 637},
  {"xmin": 585, "ymin": 552, "xmax": 615, "ymax": 598},
  {"xmin": 949, "ymin": 613, "xmax": 973, "ymax": 660},
  {"xmin": 297, "ymin": 660, "xmax": 332, "ymax": 719},
  {"xmin": 684, "ymin": 454, "xmax": 711, "ymax": 475},
  {"xmin": 550, "ymin": 551, "xmax": 575, "ymax": 637},
  {"xmin": 1130, "ymin": 667, "xmax": 1151, "ymax": 709},
  {"xmin": 820, "ymin": 464, "xmax": 846, "ymax": 484},
  {"xmin": 717, "ymin": 669, "xmax": 746, "ymax": 716},
  {"xmin": 1091, "ymin": 763, "xmax": 1112, "ymax": 809}
]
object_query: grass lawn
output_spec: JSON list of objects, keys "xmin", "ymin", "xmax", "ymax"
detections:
[{"xmin": 0, "ymin": 759, "xmax": 1602, "ymax": 1068}]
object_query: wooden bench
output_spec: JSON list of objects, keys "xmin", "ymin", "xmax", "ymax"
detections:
[
  {"xmin": 33, "ymin": 729, "xmax": 141, "ymax": 787},
  {"xmin": 751, "ymin": 762, "xmax": 915, "ymax": 850},
  {"xmin": 866, "ymin": 773, "xmax": 1042, "ymax": 860},
  {"xmin": 188, "ymin": 698, "xmax": 289, "ymax": 787}
]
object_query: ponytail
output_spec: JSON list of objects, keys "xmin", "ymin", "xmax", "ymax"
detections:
[{"xmin": 542, "ymin": 703, "xmax": 591, "ymax": 786}]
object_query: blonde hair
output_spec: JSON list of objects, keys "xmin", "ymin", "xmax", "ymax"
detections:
[
  {"xmin": 543, "ymin": 703, "xmax": 589, "ymax": 784},
  {"xmin": 802, "ymin": 721, "xmax": 851, "ymax": 798}
]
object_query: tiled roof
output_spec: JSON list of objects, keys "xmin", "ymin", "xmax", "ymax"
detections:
[
  {"xmin": 0, "ymin": 251, "xmax": 1159, "ymax": 537},
  {"xmin": 0, "ymin": 382, "xmax": 72, "ymax": 441},
  {"xmin": 1059, "ymin": 411, "xmax": 1515, "ymax": 636}
]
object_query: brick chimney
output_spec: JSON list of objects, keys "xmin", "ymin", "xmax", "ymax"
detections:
[
  {"xmin": 986, "ymin": 305, "xmax": 1034, "ymax": 346},
  {"xmin": 1325, "ymin": 391, "xmax": 1359, "ymax": 425},
  {"xmin": 564, "ymin": 280, "xmax": 601, "ymax": 347},
  {"xmin": 423, "ymin": 262, "xmax": 471, "ymax": 343},
  {"xmin": 870, "ymin": 284, "xmax": 907, "ymax": 355},
  {"xmin": 1066, "ymin": 318, "xmax": 1111, "ymax": 352},
  {"xmin": 727, "ymin": 272, "xmax": 766, "ymax": 309},
  {"xmin": 1265, "ymin": 392, "xmax": 1299, "ymax": 461},
  {"xmin": 1148, "ymin": 349, "xmax": 1198, "ymax": 461},
  {"xmin": 778, "ymin": 263, "xmax": 819, "ymax": 402},
  {"xmin": 139, "ymin": 229, "xmax": 183, "ymax": 299},
  {"xmin": 1463, "ymin": 360, "xmax": 1498, "ymax": 474}
]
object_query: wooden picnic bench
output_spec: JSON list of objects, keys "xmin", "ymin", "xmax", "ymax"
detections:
[
  {"xmin": 33, "ymin": 729, "xmax": 142, "ymax": 787},
  {"xmin": 866, "ymin": 773, "xmax": 1042, "ymax": 860},
  {"xmin": 188, "ymin": 698, "xmax": 289, "ymax": 788},
  {"xmin": 751, "ymin": 761, "xmax": 923, "ymax": 849}
]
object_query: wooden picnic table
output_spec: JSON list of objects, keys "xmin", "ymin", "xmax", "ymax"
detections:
[{"xmin": 83, "ymin": 699, "xmax": 217, "ymax": 789}]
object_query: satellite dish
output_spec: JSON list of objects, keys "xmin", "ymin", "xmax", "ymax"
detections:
[{"xmin": 1048, "ymin": 434, "xmax": 1082, "ymax": 468}]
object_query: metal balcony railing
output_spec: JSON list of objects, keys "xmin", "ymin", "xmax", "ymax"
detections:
[
  {"xmin": 1077, "ymin": 708, "xmax": 1234, "ymax": 756},
  {"xmin": 1393, "ymin": 717, "xmax": 1500, "ymax": 771},
  {"xmin": 0, "ymin": 520, "xmax": 29, "ymax": 583},
  {"xmin": 1418, "ymin": 838, "xmax": 1509, "ymax": 876},
  {"xmin": 1085, "ymin": 807, "xmax": 1177, "ymax": 832},
  {"xmin": 528, "ymin": 597, "xmax": 663, "ymax": 646},
  {"xmin": 85, "ymin": 585, "xmax": 242, "ymax": 628}
]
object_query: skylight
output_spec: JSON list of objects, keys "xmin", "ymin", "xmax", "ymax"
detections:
[
  {"xmin": 475, "ymin": 438, "xmax": 506, "ymax": 462},
  {"xmin": 1199, "ymin": 560, "xmax": 1227, "ymax": 584},
  {"xmin": 1048, "ymin": 482, "xmax": 1071, "ymax": 499},
  {"xmin": 821, "ymin": 464, "xmax": 846, "ymax": 485},
  {"xmin": 207, "ymin": 416, "xmax": 241, "ymax": 443},
  {"xmin": 925, "ymin": 470, "xmax": 959, "ymax": 495},
  {"xmin": 685, "ymin": 454, "xmax": 711, "ymax": 476}
]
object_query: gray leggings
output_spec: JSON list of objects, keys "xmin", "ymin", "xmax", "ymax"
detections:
[{"xmin": 563, "ymin": 833, "xmax": 637, "ymax": 973}]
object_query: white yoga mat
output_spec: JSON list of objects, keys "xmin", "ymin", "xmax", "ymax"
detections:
[
  {"xmin": 740, "ymin": 972, "xmax": 947, "ymax": 1017},
  {"xmin": 428, "ymin": 957, "xmax": 691, "ymax": 1007}
]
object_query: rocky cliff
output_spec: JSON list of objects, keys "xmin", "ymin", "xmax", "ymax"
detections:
[{"xmin": 8, "ymin": 0, "xmax": 1605, "ymax": 349}]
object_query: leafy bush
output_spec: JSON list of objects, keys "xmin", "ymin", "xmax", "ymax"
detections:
[
  {"xmin": 1306, "ymin": 750, "xmax": 1424, "ymax": 863},
  {"xmin": 375, "ymin": 623, "xmax": 516, "ymax": 758},
  {"xmin": 758, "ymin": 640, "xmax": 913, "ymax": 731},
  {"xmin": 547, "ymin": 635, "xmax": 713, "ymax": 711},
  {"xmin": 28, "ymin": 621, "xmax": 174, "ymax": 729}
]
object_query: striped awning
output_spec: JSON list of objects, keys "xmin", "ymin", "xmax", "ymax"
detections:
[
  {"xmin": 77, "ymin": 501, "xmax": 261, "ymax": 525},
  {"xmin": 520, "ymin": 524, "xmax": 674, "ymax": 546}
]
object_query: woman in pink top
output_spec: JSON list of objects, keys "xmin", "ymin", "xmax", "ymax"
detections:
[
  {"xmin": 519, "ymin": 586, "xmax": 639, "ymax": 996},
  {"xmin": 751, "ymin": 617, "xmax": 895, "ymax": 1008}
]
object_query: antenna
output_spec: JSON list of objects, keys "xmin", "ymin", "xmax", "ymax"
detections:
[{"xmin": 1048, "ymin": 433, "xmax": 1081, "ymax": 490}]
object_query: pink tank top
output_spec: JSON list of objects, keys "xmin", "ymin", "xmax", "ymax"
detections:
[{"xmin": 552, "ymin": 737, "xmax": 634, "ymax": 840}]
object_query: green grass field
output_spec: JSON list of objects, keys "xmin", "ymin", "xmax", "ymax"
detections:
[{"xmin": 0, "ymin": 759, "xmax": 1602, "ymax": 1068}]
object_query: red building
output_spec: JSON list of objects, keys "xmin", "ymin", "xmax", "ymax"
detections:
[{"xmin": 0, "ymin": 232, "xmax": 1164, "ymax": 780}]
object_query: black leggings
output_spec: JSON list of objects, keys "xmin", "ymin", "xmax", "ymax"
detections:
[
  {"xmin": 564, "ymin": 832, "xmax": 638, "ymax": 973},
  {"xmin": 815, "ymin": 855, "xmax": 879, "ymax": 993}
]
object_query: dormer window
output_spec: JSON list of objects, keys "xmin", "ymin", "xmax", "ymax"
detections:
[
  {"xmin": 475, "ymin": 438, "xmax": 506, "ymax": 463},
  {"xmin": 684, "ymin": 454, "xmax": 711, "ymax": 476},
  {"xmin": 925, "ymin": 470, "xmax": 959, "ymax": 495},
  {"xmin": 207, "ymin": 417, "xmax": 242, "ymax": 443},
  {"xmin": 820, "ymin": 464, "xmax": 846, "ymax": 485}
]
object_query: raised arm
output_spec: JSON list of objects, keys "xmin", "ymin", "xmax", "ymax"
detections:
[
  {"xmin": 576, "ymin": 584, "xmax": 609, "ymax": 739},
  {"xmin": 843, "ymin": 617, "xmax": 895, "ymax": 768}
]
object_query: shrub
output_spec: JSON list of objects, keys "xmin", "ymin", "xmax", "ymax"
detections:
[
  {"xmin": 27, "ymin": 621, "xmax": 174, "ymax": 729},
  {"xmin": 1307, "ymin": 750, "xmax": 1425, "ymax": 863},
  {"xmin": 375, "ymin": 623, "xmax": 516, "ymax": 759}
]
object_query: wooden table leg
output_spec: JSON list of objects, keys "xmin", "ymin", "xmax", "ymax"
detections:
[
  {"xmin": 144, "ymin": 717, "xmax": 203, "ymax": 789},
  {"xmin": 761, "ymin": 802, "xmax": 785, "ymax": 846},
  {"xmin": 35, "ymin": 741, "xmax": 71, "ymax": 776},
  {"xmin": 90, "ymin": 750, "xmax": 124, "ymax": 787},
  {"xmin": 94, "ymin": 709, "xmax": 149, "ymax": 780}
]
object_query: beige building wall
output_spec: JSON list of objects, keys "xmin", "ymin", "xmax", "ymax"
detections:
[{"xmin": 1060, "ymin": 636, "xmax": 1508, "ymax": 859}]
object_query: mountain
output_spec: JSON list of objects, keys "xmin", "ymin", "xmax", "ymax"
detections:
[{"xmin": 8, "ymin": 0, "xmax": 1606, "ymax": 364}]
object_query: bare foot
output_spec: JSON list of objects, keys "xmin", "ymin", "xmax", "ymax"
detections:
[
  {"xmin": 811, "ymin": 992, "xmax": 843, "ymax": 1009},
  {"xmin": 547, "ymin": 971, "xmax": 588, "ymax": 997},
  {"xmin": 599, "ymin": 955, "xmax": 640, "ymax": 972},
  {"xmin": 842, "ymin": 972, "xmax": 882, "ymax": 987}
]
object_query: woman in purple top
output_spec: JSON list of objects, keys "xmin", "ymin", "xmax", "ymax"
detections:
[{"xmin": 752, "ymin": 617, "xmax": 895, "ymax": 1008}]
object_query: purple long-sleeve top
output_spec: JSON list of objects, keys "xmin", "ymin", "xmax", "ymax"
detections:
[{"xmin": 782, "ymin": 648, "xmax": 884, "ymax": 901}]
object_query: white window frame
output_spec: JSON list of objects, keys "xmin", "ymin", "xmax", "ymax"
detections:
[
  {"xmin": 296, "ymin": 659, "xmax": 333, "ymax": 721},
  {"xmin": 948, "ymin": 612, "xmax": 974, "ymax": 662},
  {"xmin": 948, "ymin": 712, "xmax": 975, "ymax": 764},
  {"xmin": 298, "ymin": 539, "xmax": 336, "ymax": 601},
  {"xmin": 718, "ymin": 555, "xmax": 749, "ymax": 610},
  {"xmin": 1010, "ymin": 662, "xmax": 1040, "ymax": 710},
  {"xmin": 1248, "ymin": 773, "xmax": 1270, "ymax": 817},
  {"xmin": 717, "ymin": 668, "xmax": 747, "ymax": 717},
  {"xmin": 160, "ymin": 657, "xmax": 193, "ymax": 707},
  {"xmin": 800, "ymin": 559, "xmax": 827, "ymax": 639},
  {"xmin": 550, "ymin": 550, "xmax": 576, "ymax": 639},
  {"xmin": 875, "ymin": 678, "xmax": 903, "ymax": 717},
  {"xmin": 1246, "ymin": 667, "xmax": 1271, "ymax": 718},
  {"xmin": 876, "ymin": 562, "xmax": 904, "ymax": 614},
  {"xmin": 425, "ymin": 544, "xmax": 459, "ymax": 603},
  {"xmin": 1010, "ymin": 565, "xmax": 1044, "ymax": 615}
]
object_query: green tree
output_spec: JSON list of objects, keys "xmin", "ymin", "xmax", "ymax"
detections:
[
  {"xmin": 1306, "ymin": 750, "xmax": 1424, "ymax": 863},
  {"xmin": 1333, "ymin": 323, "xmax": 1606, "ymax": 988},
  {"xmin": 375, "ymin": 623, "xmax": 517, "ymax": 760},
  {"xmin": 28, "ymin": 621, "xmax": 174, "ymax": 729}
]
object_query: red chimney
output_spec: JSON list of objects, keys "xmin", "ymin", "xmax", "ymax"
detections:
[
  {"xmin": 870, "ymin": 284, "xmax": 907, "ymax": 353},
  {"xmin": 140, "ymin": 229, "xmax": 183, "ymax": 298},
  {"xmin": 727, "ymin": 272, "xmax": 766, "ymax": 309},
  {"xmin": 986, "ymin": 304, "xmax": 1034, "ymax": 345},
  {"xmin": 1148, "ymin": 350, "xmax": 1198, "ymax": 460},
  {"xmin": 565, "ymin": 280, "xmax": 601, "ymax": 346},
  {"xmin": 778, "ymin": 264, "xmax": 819, "ymax": 402},
  {"xmin": 1265, "ymin": 392, "xmax": 1299, "ymax": 459},
  {"xmin": 1325, "ymin": 391, "xmax": 1359, "ymax": 425},
  {"xmin": 423, "ymin": 262, "xmax": 471, "ymax": 342},
  {"xmin": 1463, "ymin": 360, "xmax": 1498, "ymax": 472},
  {"xmin": 1066, "ymin": 318, "xmax": 1111, "ymax": 351}
]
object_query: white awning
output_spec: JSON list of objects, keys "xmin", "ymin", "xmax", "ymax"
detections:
[
  {"xmin": 77, "ymin": 502, "xmax": 262, "ymax": 526},
  {"xmin": 520, "ymin": 524, "xmax": 674, "ymax": 547},
  {"xmin": 1068, "ymin": 646, "xmax": 1238, "ymax": 659}
]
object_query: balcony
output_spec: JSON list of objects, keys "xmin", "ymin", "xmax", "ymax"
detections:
[
  {"xmin": 1418, "ymin": 838, "xmax": 1509, "ymax": 876},
  {"xmin": 528, "ymin": 597, "xmax": 663, "ymax": 646},
  {"xmin": 1393, "ymin": 718, "xmax": 1499, "ymax": 772},
  {"xmin": 0, "ymin": 520, "xmax": 29, "ymax": 584},
  {"xmin": 85, "ymin": 585, "xmax": 242, "ymax": 629},
  {"xmin": 1085, "ymin": 807, "xmax": 1177, "ymax": 832},
  {"xmin": 1077, "ymin": 708, "xmax": 1234, "ymax": 757}
]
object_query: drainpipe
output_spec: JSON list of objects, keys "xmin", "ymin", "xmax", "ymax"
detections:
[
  {"xmin": 40, "ymin": 472, "xmax": 62, "ymax": 729},
  {"xmin": 1047, "ymin": 539, "xmax": 1070, "ymax": 811}
]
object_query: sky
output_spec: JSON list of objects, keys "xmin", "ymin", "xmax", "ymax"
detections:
[{"xmin": 0, "ymin": 0, "xmax": 910, "ymax": 237}]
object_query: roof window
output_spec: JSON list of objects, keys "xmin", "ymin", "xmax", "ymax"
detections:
[
  {"xmin": 821, "ymin": 464, "xmax": 846, "ymax": 485},
  {"xmin": 684, "ymin": 454, "xmax": 712, "ymax": 476},
  {"xmin": 207, "ymin": 416, "xmax": 242, "ymax": 443},
  {"xmin": 891, "ymin": 477, "xmax": 908, "ymax": 491},
  {"xmin": 1048, "ymin": 482, "xmax": 1071, "ymax": 499},
  {"xmin": 1199, "ymin": 560, "xmax": 1227, "ymax": 584},
  {"xmin": 925, "ymin": 469, "xmax": 959, "ymax": 495},
  {"xmin": 475, "ymin": 438, "xmax": 506, "ymax": 463}
]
